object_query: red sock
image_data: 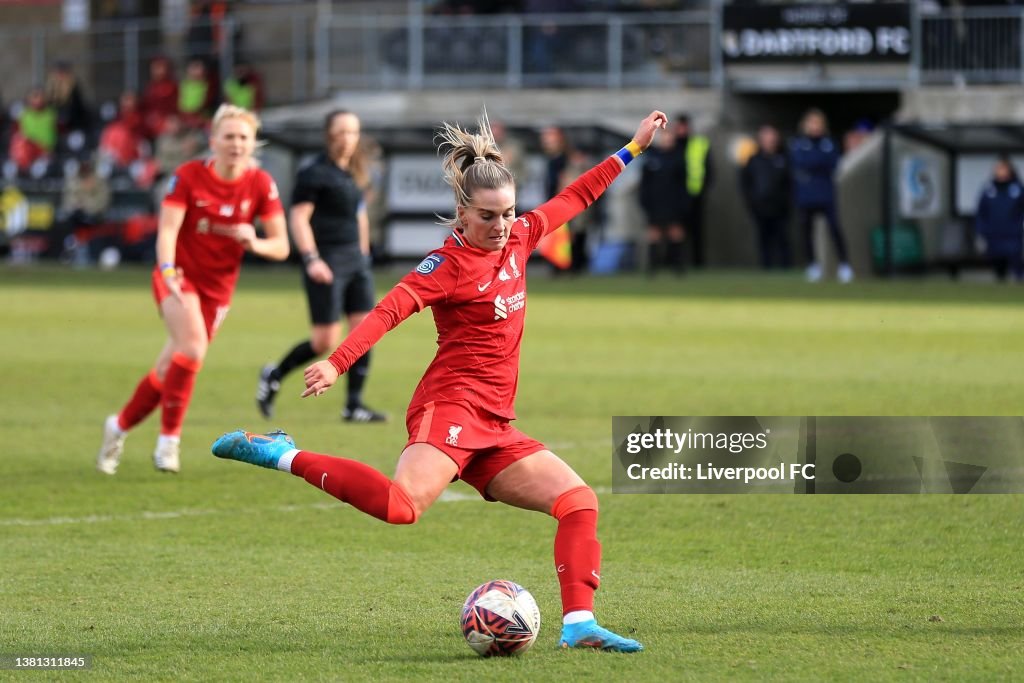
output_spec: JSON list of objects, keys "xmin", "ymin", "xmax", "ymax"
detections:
[
  {"xmin": 290, "ymin": 451, "xmax": 418, "ymax": 524},
  {"xmin": 117, "ymin": 370, "xmax": 163, "ymax": 431},
  {"xmin": 160, "ymin": 352, "xmax": 202, "ymax": 437},
  {"xmin": 552, "ymin": 487, "xmax": 602, "ymax": 615}
]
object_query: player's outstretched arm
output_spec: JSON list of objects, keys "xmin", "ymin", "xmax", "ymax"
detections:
[
  {"xmin": 535, "ymin": 110, "xmax": 667, "ymax": 233},
  {"xmin": 301, "ymin": 284, "xmax": 420, "ymax": 398}
]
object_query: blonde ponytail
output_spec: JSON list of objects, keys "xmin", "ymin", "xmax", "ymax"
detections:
[{"xmin": 437, "ymin": 113, "xmax": 515, "ymax": 226}]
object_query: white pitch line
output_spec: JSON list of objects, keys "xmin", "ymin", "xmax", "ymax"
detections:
[{"xmin": 0, "ymin": 487, "xmax": 614, "ymax": 528}]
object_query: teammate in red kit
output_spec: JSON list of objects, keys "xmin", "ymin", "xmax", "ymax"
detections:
[
  {"xmin": 97, "ymin": 104, "xmax": 289, "ymax": 475},
  {"xmin": 213, "ymin": 110, "xmax": 667, "ymax": 652}
]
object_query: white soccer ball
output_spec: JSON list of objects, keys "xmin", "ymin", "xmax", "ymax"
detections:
[{"xmin": 460, "ymin": 580, "xmax": 540, "ymax": 657}]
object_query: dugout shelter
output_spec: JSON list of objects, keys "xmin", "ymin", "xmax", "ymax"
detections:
[{"xmin": 877, "ymin": 122, "xmax": 1024, "ymax": 277}]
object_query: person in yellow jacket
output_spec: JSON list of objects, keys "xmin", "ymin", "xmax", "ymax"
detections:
[{"xmin": 674, "ymin": 113, "xmax": 713, "ymax": 268}]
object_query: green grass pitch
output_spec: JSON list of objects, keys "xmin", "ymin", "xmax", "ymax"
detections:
[{"xmin": 2, "ymin": 265, "xmax": 1022, "ymax": 681}]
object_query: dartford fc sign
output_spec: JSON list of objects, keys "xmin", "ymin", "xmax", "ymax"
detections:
[{"xmin": 722, "ymin": 2, "xmax": 911, "ymax": 63}]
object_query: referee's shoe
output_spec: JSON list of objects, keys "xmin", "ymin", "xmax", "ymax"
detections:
[
  {"xmin": 342, "ymin": 404, "xmax": 388, "ymax": 423},
  {"xmin": 256, "ymin": 364, "xmax": 281, "ymax": 419}
]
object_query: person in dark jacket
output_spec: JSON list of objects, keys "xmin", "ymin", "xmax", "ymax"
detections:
[
  {"xmin": 639, "ymin": 126, "xmax": 686, "ymax": 275},
  {"xmin": 789, "ymin": 109, "xmax": 853, "ymax": 283},
  {"xmin": 540, "ymin": 125, "xmax": 591, "ymax": 273},
  {"xmin": 674, "ymin": 113, "xmax": 712, "ymax": 268},
  {"xmin": 44, "ymin": 61, "xmax": 91, "ymax": 135},
  {"xmin": 975, "ymin": 155, "xmax": 1024, "ymax": 282},
  {"xmin": 741, "ymin": 125, "xmax": 792, "ymax": 269}
]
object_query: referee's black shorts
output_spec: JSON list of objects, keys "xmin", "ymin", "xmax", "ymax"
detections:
[{"xmin": 303, "ymin": 243, "xmax": 376, "ymax": 325}]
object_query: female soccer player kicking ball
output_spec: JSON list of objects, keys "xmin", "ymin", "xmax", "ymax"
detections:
[
  {"xmin": 97, "ymin": 105, "xmax": 289, "ymax": 474},
  {"xmin": 213, "ymin": 110, "xmax": 668, "ymax": 652}
]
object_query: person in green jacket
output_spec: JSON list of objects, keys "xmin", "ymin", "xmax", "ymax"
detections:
[
  {"xmin": 178, "ymin": 58, "xmax": 216, "ymax": 127},
  {"xmin": 9, "ymin": 88, "xmax": 57, "ymax": 172},
  {"xmin": 223, "ymin": 62, "xmax": 263, "ymax": 112}
]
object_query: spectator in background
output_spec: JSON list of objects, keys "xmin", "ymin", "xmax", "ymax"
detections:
[
  {"xmin": 154, "ymin": 116, "xmax": 203, "ymax": 178},
  {"xmin": 490, "ymin": 120, "xmax": 528, "ymax": 198},
  {"xmin": 8, "ymin": 87, "xmax": 56, "ymax": 173},
  {"xmin": 361, "ymin": 135, "xmax": 388, "ymax": 258},
  {"xmin": 187, "ymin": 0, "xmax": 223, "ymax": 60},
  {"xmin": 541, "ymin": 125, "xmax": 592, "ymax": 272},
  {"xmin": 674, "ymin": 113, "xmax": 712, "ymax": 268},
  {"xmin": 44, "ymin": 61, "xmax": 91, "ymax": 135},
  {"xmin": 178, "ymin": 58, "xmax": 217, "ymax": 128},
  {"xmin": 843, "ymin": 118, "xmax": 875, "ymax": 153},
  {"xmin": 974, "ymin": 155, "xmax": 1024, "ymax": 282},
  {"xmin": 639, "ymin": 123, "xmax": 686, "ymax": 275},
  {"xmin": 523, "ymin": 0, "xmax": 581, "ymax": 78},
  {"xmin": 99, "ymin": 91, "xmax": 148, "ymax": 169},
  {"xmin": 61, "ymin": 158, "xmax": 111, "ymax": 222},
  {"xmin": 223, "ymin": 62, "xmax": 264, "ymax": 112},
  {"xmin": 540, "ymin": 125, "xmax": 568, "ymax": 202},
  {"xmin": 563, "ymin": 146, "xmax": 595, "ymax": 274},
  {"xmin": 740, "ymin": 124, "xmax": 792, "ymax": 270},
  {"xmin": 151, "ymin": 115, "xmax": 204, "ymax": 205},
  {"xmin": 46, "ymin": 158, "xmax": 111, "ymax": 259},
  {"xmin": 186, "ymin": 1, "xmax": 237, "ymax": 91},
  {"xmin": 141, "ymin": 57, "xmax": 179, "ymax": 138},
  {"xmin": 789, "ymin": 108, "xmax": 853, "ymax": 283}
]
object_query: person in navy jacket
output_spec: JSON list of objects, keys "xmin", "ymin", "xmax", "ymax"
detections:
[
  {"xmin": 975, "ymin": 155, "xmax": 1024, "ymax": 282},
  {"xmin": 789, "ymin": 109, "xmax": 853, "ymax": 283}
]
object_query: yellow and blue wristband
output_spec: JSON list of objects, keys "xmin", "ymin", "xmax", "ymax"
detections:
[
  {"xmin": 615, "ymin": 140, "xmax": 644, "ymax": 165},
  {"xmin": 159, "ymin": 262, "xmax": 177, "ymax": 279}
]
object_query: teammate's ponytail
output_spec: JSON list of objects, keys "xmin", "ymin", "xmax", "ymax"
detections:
[{"xmin": 437, "ymin": 113, "xmax": 515, "ymax": 226}]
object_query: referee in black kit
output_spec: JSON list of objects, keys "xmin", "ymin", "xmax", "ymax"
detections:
[{"xmin": 256, "ymin": 110, "xmax": 387, "ymax": 423}]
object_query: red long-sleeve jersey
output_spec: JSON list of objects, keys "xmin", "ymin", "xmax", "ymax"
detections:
[{"xmin": 329, "ymin": 154, "xmax": 623, "ymax": 420}]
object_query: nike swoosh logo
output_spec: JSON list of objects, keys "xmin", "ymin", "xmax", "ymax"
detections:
[
  {"xmin": 321, "ymin": 473, "xmax": 328, "ymax": 490},
  {"xmin": 477, "ymin": 281, "xmax": 492, "ymax": 291},
  {"xmin": 592, "ymin": 570, "xmax": 601, "ymax": 580},
  {"xmin": 557, "ymin": 564, "xmax": 566, "ymax": 573}
]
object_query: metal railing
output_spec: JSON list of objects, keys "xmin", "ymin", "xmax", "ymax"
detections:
[
  {"xmin": 317, "ymin": 11, "xmax": 713, "ymax": 91},
  {"xmin": 2, "ymin": 6, "xmax": 1024, "ymax": 109},
  {"xmin": 918, "ymin": 7, "xmax": 1024, "ymax": 85}
]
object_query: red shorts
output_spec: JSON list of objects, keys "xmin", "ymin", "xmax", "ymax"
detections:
[
  {"xmin": 405, "ymin": 401, "xmax": 547, "ymax": 500},
  {"xmin": 151, "ymin": 266, "xmax": 231, "ymax": 340}
]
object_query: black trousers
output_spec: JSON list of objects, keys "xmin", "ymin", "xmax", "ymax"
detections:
[{"xmin": 754, "ymin": 214, "xmax": 792, "ymax": 269}]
